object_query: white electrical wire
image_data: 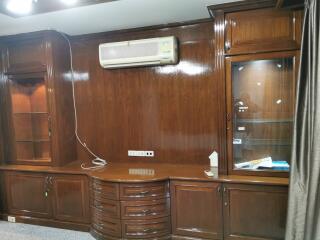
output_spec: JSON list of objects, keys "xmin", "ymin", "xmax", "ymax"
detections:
[{"xmin": 59, "ymin": 32, "xmax": 107, "ymax": 170}]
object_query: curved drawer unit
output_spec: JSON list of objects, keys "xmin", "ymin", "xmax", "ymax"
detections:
[{"xmin": 90, "ymin": 179, "xmax": 171, "ymax": 239}]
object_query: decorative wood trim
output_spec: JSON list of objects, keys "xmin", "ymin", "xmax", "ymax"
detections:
[
  {"xmin": 70, "ymin": 18, "xmax": 212, "ymax": 41},
  {"xmin": 276, "ymin": 0, "xmax": 304, "ymax": 9},
  {"xmin": 214, "ymin": 10, "xmax": 228, "ymax": 175},
  {"xmin": 208, "ymin": 0, "xmax": 277, "ymax": 19}
]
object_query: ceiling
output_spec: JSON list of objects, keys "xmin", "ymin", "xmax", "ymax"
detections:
[{"xmin": 0, "ymin": 0, "xmax": 239, "ymax": 37}]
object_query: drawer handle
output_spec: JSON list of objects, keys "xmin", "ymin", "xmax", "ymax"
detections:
[
  {"xmin": 139, "ymin": 190, "xmax": 151, "ymax": 195},
  {"xmin": 130, "ymin": 209, "xmax": 154, "ymax": 216},
  {"xmin": 143, "ymin": 228, "xmax": 156, "ymax": 233}
]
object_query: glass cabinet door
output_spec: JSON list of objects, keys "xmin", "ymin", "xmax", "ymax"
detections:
[
  {"xmin": 226, "ymin": 52, "xmax": 298, "ymax": 174},
  {"xmin": 9, "ymin": 77, "xmax": 51, "ymax": 165}
]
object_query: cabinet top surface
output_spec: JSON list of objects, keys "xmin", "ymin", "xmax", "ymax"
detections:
[{"xmin": 0, "ymin": 162, "xmax": 289, "ymax": 186}]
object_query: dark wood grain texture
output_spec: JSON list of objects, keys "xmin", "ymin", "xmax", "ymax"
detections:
[
  {"xmin": 4, "ymin": 171, "xmax": 53, "ymax": 218},
  {"xmin": 171, "ymin": 181, "xmax": 223, "ymax": 239},
  {"xmin": 224, "ymin": 9, "xmax": 302, "ymax": 55},
  {"xmin": 52, "ymin": 174, "xmax": 90, "ymax": 223},
  {"xmin": 71, "ymin": 22, "xmax": 222, "ymax": 166},
  {"xmin": 223, "ymin": 184, "xmax": 288, "ymax": 240}
]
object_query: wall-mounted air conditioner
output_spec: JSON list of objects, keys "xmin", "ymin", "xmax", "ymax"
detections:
[{"xmin": 99, "ymin": 36, "xmax": 178, "ymax": 69}]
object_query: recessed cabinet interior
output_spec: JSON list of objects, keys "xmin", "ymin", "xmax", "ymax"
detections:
[
  {"xmin": 226, "ymin": 51, "xmax": 299, "ymax": 176},
  {"xmin": 224, "ymin": 9, "xmax": 302, "ymax": 54},
  {"xmin": 9, "ymin": 76, "xmax": 51, "ymax": 165}
]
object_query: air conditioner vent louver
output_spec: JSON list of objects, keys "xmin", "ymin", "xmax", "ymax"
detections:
[{"xmin": 99, "ymin": 36, "xmax": 178, "ymax": 69}]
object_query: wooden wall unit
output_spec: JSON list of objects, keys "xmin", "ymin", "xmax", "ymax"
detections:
[
  {"xmin": 0, "ymin": 2, "xmax": 303, "ymax": 240},
  {"xmin": 1, "ymin": 31, "xmax": 77, "ymax": 166}
]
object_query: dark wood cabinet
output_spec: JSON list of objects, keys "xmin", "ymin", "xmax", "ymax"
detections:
[
  {"xmin": 4, "ymin": 171, "xmax": 53, "ymax": 218},
  {"xmin": 223, "ymin": 184, "xmax": 288, "ymax": 240},
  {"xmin": 6, "ymin": 38, "xmax": 46, "ymax": 74},
  {"xmin": 1, "ymin": 31, "xmax": 76, "ymax": 167},
  {"xmin": 171, "ymin": 181, "xmax": 223, "ymax": 239},
  {"xmin": 52, "ymin": 174, "xmax": 90, "ymax": 224},
  {"xmin": 225, "ymin": 9, "xmax": 302, "ymax": 55},
  {"xmin": 4, "ymin": 171, "xmax": 89, "ymax": 226}
]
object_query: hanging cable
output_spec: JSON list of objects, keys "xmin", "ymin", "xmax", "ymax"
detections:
[{"xmin": 58, "ymin": 31, "xmax": 107, "ymax": 170}]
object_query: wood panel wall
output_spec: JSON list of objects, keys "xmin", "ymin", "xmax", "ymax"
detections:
[
  {"xmin": 71, "ymin": 22, "xmax": 223, "ymax": 165},
  {"xmin": 0, "ymin": 48, "xmax": 5, "ymax": 163}
]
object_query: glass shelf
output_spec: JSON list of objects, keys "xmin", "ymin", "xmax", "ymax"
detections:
[
  {"xmin": 229, "ymin": 56, "xmax": 295, "ymax": 173},
  {"xmin": 236, "ymin": 119, "xmax": 293, "ymax": 124},
  {"xmin": 9, "ymin": 77, "xmax": 51, "ymax": 163}
]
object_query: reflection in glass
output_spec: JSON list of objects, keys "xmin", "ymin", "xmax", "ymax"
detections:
[{"xmin": 232, "ymin": 58, "xmax": 294, "ymax": 171}]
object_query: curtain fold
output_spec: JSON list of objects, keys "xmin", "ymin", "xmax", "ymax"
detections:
[{"xmin": 285, "ymin": 0, "xmax": 320, "ymax": 239}]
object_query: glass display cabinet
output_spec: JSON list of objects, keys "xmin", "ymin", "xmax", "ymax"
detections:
[
  {"xmin": 226, "ymin": 51, "xmax": 299, "ymax": 176},
  {"xmin": 8, "ymin": 75, "xmax": 51, "ymax": 165}
]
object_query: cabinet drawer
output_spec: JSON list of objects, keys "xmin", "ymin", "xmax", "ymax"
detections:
[
  {"xmin": 121, "ymin": 198, "xmax": 170, "ymax": 220},
  {"xmin": 92, "ymin": 198, "xmax": 120, "ymax": 219},
  {"xmin": 92, "ymin": 215, "xmax": 121, "ymax": 238},
  {"xmin": 122, "ymin": 217, "xmax": 171, "ymax": 239},
  {"xmin": 120, "ymin": 182, "xmax": 169, "ymax": 200},
  {"xmin": 91, "ymin": 180, "xmax": 119, "ymax": 200},
  {"xmin": 225, "ymin": 9, "xmax": 302, "ymax": 55}
]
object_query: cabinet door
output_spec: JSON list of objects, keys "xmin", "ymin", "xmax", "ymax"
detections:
[
  {"xmin": 6, "ymin": 38, "xmax": 46, "ymax": 74},
  {"xmin": 171, "ymin": 181, "xmax": 223, "ymax": 239},
  {"xmin": 52, "ymin": 174, "xmax": 90, "ymax": 223},
  {"xmin": 223, "ymin": 184, "xmax": 288, "ymax": 240},
  {"xmin": 225, "ymin": 9, "xmax": 302, "ymax": 55},
  {"xmin": 226, "ymin": 51, "xmax": 299, "ymax": 177},
  {"xmin": 4, "ymin": 171, "xmax": 52, "ymax": 218}
]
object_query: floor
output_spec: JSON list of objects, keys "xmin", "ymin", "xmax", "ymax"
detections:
[{"xmin": 0, "ymin": 221, "xmax": 95, "ymax": 240}]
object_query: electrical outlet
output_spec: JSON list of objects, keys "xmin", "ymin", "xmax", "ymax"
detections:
[
  {"xmin": 128, "ymin": 150, "xmax": 154, "ymax": 157},
  {"xmin": 8, "ymin": 216, "xmax": 16, "ymax": 223}
]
